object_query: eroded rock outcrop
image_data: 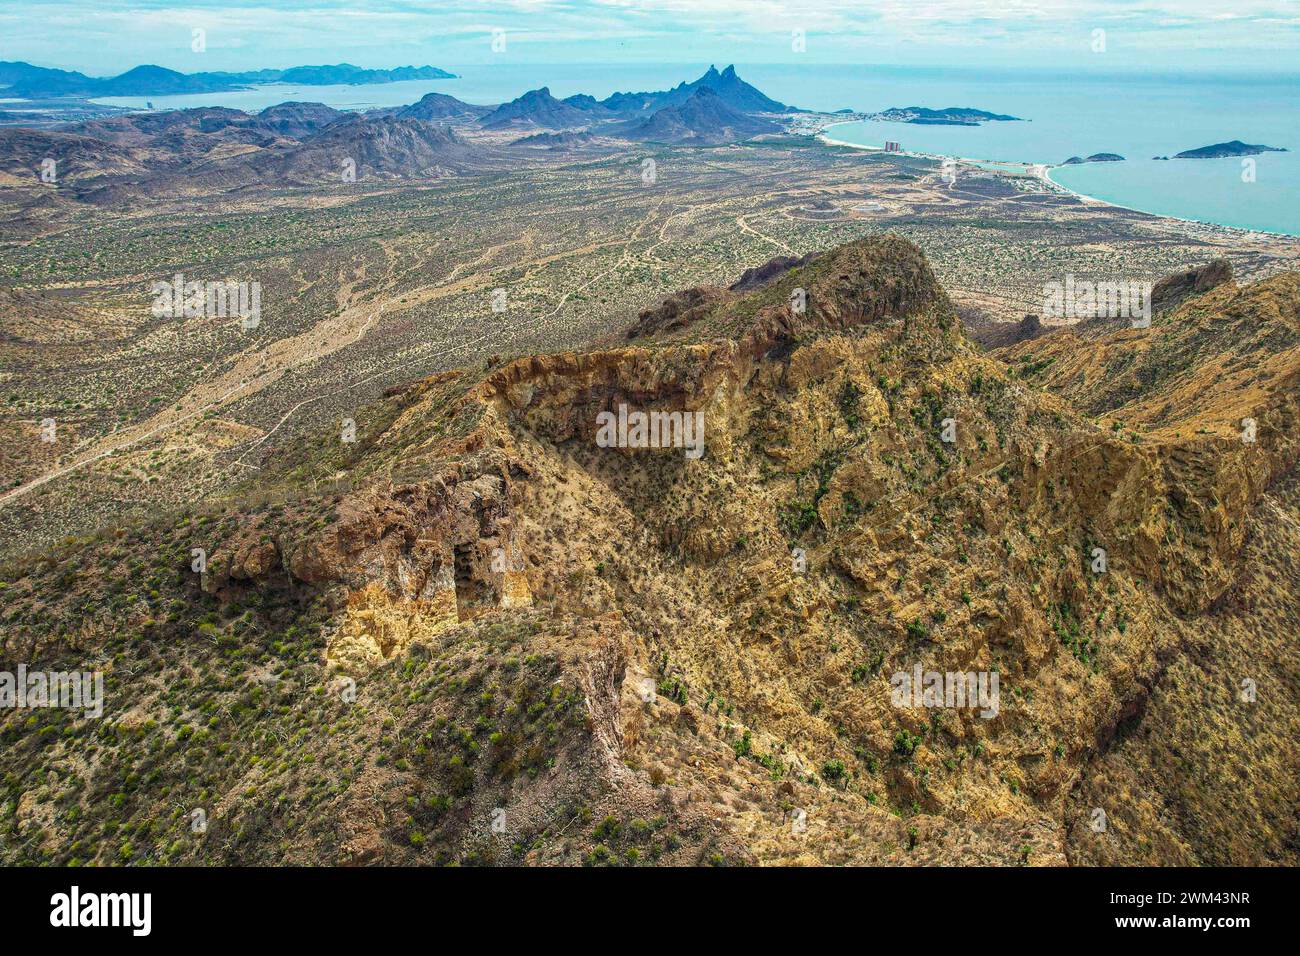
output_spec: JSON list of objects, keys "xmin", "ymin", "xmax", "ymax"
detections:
[
  {"xmin": 1151, "ymin": 258, "xmax": 1233, "ymax": 312},
  {"xmin": 199, "ymin": 456, "xmax": 533, "ymax": 673}
]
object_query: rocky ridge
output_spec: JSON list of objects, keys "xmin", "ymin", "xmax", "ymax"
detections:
[{"xmin": 2, "ymin": 236, "xmax": 1296, "ymax": 866}]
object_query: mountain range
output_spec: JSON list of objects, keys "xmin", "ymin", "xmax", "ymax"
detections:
[
  {"xmin": 397, "ymin": 93, "xmax": 494, "ymax": 122},
  {"xmin": 0, "ymin": 64, "xmax": 795, "ymax": 203},
  {"xmin": 602, "ymin": 64, "xmax": 793, "ymax": 115},
  {"xmin": 477, "ymin": 66, "xmax": 793, "ymax": 133},
  {"xmin": 617, "ymin": 87, "xmax": 782, "ymax": 144},
  {"xmin": 0, "ymin": 61, "xmax": 456, "ymax": 98},
  {"xmin": 480, "ymin": 87, "xmax": 592, "ymax": 130}
]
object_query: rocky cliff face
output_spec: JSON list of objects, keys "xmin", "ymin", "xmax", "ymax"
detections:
[{"xmin": 2, "ymin": 237, "xmax": 1296, "ymax": 866}]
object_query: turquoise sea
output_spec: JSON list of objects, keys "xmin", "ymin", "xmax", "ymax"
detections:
[{"xmin": 91, "ymin": 63, "xmax": 1299, "ymax": 236}]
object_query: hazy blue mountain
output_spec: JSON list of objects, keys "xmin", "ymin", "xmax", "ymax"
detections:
[
  {"xmin": 0, "ymin": 60, "xmax": 95, "ymax": 90},
  {"xmin": 397, "ymin": 92, "xmax": 493, "ymax": 121},
  {"xmin": 601, "ymin": 65, "xmax": 793, "ymax": 115},
  {"xmin": 480, "ymin": 87, "xmax": 591, "ymax": 129},
  {"xmin": 256, "ymin": 102, "xmax": 346, "ymax": 138},
  {"xmin": 619, "ymin": 87, "xmax": 781, "ymax": 144},
  {"xmin": 1, "ymin": 61, "xmax": 456, "ymax": 98}
]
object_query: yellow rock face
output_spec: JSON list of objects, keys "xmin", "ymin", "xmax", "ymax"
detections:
[
  {"xmin": 326, "ymin": 582, "xmax": 460, "ymax": 673},
  {"xmin": 499, "ymin": 570, "xmax": 534, "ymax": 609}
]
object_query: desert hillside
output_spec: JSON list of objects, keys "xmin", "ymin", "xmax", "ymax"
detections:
[{"xmin": 1, "ymin": 235, "xmax": 1295, "ymax": 866}]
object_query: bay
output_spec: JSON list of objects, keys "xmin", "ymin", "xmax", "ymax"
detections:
[{"xmin": 90, "ymin": 62, "xmax": 1298, "ymax": 235}]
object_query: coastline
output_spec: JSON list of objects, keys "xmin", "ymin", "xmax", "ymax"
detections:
[
  {"xmin": 817, "ymin": 120, "xmax": 1055, "ymax": 182},
  {"xmin": 815, "ymin": 121, "xmax": 1297, "ymax": 241}
]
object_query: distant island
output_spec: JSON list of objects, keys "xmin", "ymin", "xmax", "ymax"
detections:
[
  {"xmin": 1062, "ymin": 153, "xmax": 1125, "ymax": 164},
  {"xmin": 868, "ymin": 106, "xmax": 1023, "ymax": 126},
  {"xmin": 1170, "ymin": 140, "xmax": 1288, "ymax": 159},
  {"xmin": 0, "ymin": 60, "xmax": 456, "ymax": 98}
]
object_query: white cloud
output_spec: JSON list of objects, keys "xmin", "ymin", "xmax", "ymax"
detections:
[{"xmin": 1, "ymin": 0, "xmax": 1295, "ymax": 73}]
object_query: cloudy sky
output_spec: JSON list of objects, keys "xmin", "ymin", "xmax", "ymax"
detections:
[{"xmin": 3, "ymin": 1, "xmax": 1298, "ymax": 75}]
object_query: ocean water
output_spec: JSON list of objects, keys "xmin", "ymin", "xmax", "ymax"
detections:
[
  {"xmin": 90, "ymin": 63, "xmax": 1298, "ymax": 235},
  {"xmin": 788, "ymin": 67, "xmax": 1298, "ymax": 237},
  {"xmin": 88, "ymin": 64, "xmax": 714, "ymax": 112}
]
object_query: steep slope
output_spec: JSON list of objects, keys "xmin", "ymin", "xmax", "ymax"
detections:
[
  {"xmin": 397, "ymin": 93, "xmax": 493, "ymax": 122},
  {"xmin": 964, "ymin": 312, "xmax": 1048, "ymax": 351},
  {"xmin": 7, "ymin": 64, "xmax": 245, "ymax": 98},
  {"xmin": 77, "ymin": 107, "xmax": 262, "ymax": 142},
  {"xmin": 3, "ymin": 61, "xmax": 456, "ymax": 98},
  {"xmin": 1065, "ymin": 471, "xmax": 1300, "ymax": 865},
  {"xmin": 603, "ymin": 65, "xmax": 791, "ymax": 115},
  {"xmin": 256, "ymin": 102, "xmax": 346, "ymax": 138},
  {"xmin": 561, "ymin": 94, "xmax": 608, "ymax": 113},
  {"xmin": 251, "ymin": 115, "xmax": 493, "ymax": 183},
  {"xmin": 479, "ymin": 88, "xmax": 590, "ymax": 130},
  {"xmin": 996, "ymin": 267, "xmax": 1300, "ymax": 864},
  {"xmin": 0, "ymin": 126, "xmax": 152, "ymax": 183},
  {"xmin": 1150, "ymin": 258, "xmax": 1234, "ymax": 313},
  {"xmin": 0, "ymin": 60, "xmax": 94, "ymax": 90},
  {"xmin": 620, "ymin": 88, "xmax": 781, "ymax": 145},
  {"xmin": 512, "ymin": 130, "xmax": 599, "ymax": 149},
  {"xmin": 0, "ymin": 106, "xmax": 498, "ymax": 205},
  {"xmin": 2, "ymin": 238, "xmax": 1296, "ymax": 867}
]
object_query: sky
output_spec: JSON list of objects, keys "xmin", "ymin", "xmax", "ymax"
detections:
[{"xmin": 2, "ymin": 1, "xmax": 1298, "ymax": 76}]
